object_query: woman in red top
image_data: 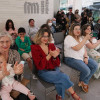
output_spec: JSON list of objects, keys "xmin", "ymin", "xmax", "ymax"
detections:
[{"xmin": 31, "ymin": 29, "xmax": 82, "ymax": 100}]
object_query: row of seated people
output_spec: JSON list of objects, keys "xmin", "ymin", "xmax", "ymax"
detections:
[{"xmin": 0, "ymin": 22, "xmax": 100, "ymax": 100}]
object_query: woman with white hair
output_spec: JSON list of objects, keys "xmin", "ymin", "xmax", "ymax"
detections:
[{"xmin": 0, "ymin": 31, "xmax": 34, "ymax": 100}]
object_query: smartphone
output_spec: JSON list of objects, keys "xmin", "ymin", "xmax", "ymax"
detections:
[
  {"xmin": 19, "ymin": 61, "xmax": 25, "ymax": 65},
  {"xmin": 90, "ymin": 33, "xmax": 93, "ymax": 37}
]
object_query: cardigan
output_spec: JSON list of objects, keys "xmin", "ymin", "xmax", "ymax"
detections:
[{"xmin": 31, "ymin": 43, "xmax": 60, "ymax": 70}]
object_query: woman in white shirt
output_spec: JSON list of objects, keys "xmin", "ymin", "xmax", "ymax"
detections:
[{"xmin": 64, "ymin": 23, "xmax": 98, "ymax": 93}]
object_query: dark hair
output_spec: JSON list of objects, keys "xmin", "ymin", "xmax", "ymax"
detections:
[
  {"xmin": 18, "ymin": 27, "xmax": 26, "ymax": 33},
  {"xmin": 81, "ymin": 24, "xmax": 91, "ymax": 36},
  {"xmin": 97, "ymin": 19, "xmax": 100, "ymax": 23},
  {"xmin": 29, "ymin": 19, "xmax": 34, "ymax": 23},
  {"xmin": 69, "ymin": 7, "xmax": 72, "ymax": 10},
  {"xmin": 40, "ymin": 24, "xmax": 51, "ymax": 33},
  {"xmin": 5, "ymin": 19, "xmax": 15, "ymax": 31}
]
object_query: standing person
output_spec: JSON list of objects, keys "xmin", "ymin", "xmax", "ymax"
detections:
[
  {"xmin": 64, "ymin": 23, "xmax": 98, "ymax": 93},
  {"xmin": 94, "ymin": 19, "xmax": 100, "ymax": 34},
  {"xmin": 5, "ymin": 19, "xmax": 18, "ymax": 50},
  {"xmin": 26, "ymin": 19, "xmax": 39, "ymax": 41},
  {"xmin": 66, "ymin": 7, "xmax": 75, "ymax": 27},
  {"xmin": 74, "ymin": 9, "xmax": 81, "ymax": 24},
  {"xmin": 0, "ymin": 53, "xmax": 36, "ymax": 100},
  {"xmin": 81, "ymin": 11, "xmax": 88, "ymax": 26},
  {"xmin": 0, "ymin": 31, "xmax": 31, "ymax": 100},
  {"xmin": 31, "ymin": 29, "xmax": 82, "ymax": 100}
]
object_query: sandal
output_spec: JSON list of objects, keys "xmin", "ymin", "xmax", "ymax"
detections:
[
  {"xmin": 78, "ymin": 81, "xmax": 88, "ymax": 93},
  {"xmin": 71, "ymin": 91, "xmax": 82, "ymax": 100},
  {"xmin": 56, "ymin": 94, "xmax": 62, "ymax": 100},
  {"xmin": 28, "ymin": 91, "xmax": 36, "ymax": 100}
]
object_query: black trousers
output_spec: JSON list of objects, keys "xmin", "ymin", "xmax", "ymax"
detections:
[{"xmin": 14, "ymin": 93, "xmax": 30, "ymax": 100}]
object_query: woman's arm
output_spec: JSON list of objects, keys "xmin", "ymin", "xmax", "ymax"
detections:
[
  {"xmin": 72, "ymin": 34, "xmax": 91, "ymax": 51},
  {"xmin": 31, "ymin": 45, "xmax": 51, "ymax": 70},
  {"xmin": 86, "ymin": 40, "xmax": 100, "ymax": 49},
  {"xmin": 83, "ymin": 48, "xmax": 88, "ymax": 64}
]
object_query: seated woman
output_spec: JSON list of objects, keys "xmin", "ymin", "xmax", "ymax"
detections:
[
  {"xmin": 5, "ymin": 19, "xmax": 18, "ymax": 50},
  {"xmin": 31, "ymin": 29, "xmax": 82, "ymax": 100},
  {"xmin": 46, "ymin": 19, "xmax": 56, "ymax": 34},
  {"xmin": 40, "ymin": 24, "xmax": 54, "ymax": 43},
  {"xmin": 64, "ymin": 23, "xmax": 98, "ymax": 93},
  {"xmin": 82, "ymin": 24, "xmax": 100, "ymax": 79},
  {"xmin": 0, "ymin": 31, "xmax": 37, "ymax": 100},
  {"xmin": 81, "ymin": 24, "xmax": 100, "ymax": 50}
]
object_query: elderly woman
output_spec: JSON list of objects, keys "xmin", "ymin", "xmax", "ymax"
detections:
[{"xmin": 0, "ymin": 31, "xmax": 30, "ymax": 100}]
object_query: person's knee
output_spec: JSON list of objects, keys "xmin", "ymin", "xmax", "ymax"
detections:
[
  {"xmin": 93, "ymin": 62, "xmax": 98, "ymax": 71},
  {"xmin": 26, "ymin": 58, "xmax": 32, "ymax": 62},
  {"xmin": 84, "ymin": 69, "xmax": 91, "ymax": 77},
  {"xmin": 61, "ymin": 73, "xmax": 70, "ymax": 82}
]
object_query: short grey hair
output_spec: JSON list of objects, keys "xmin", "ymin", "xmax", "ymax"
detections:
[{"xmin": 0, "ymin": 31, "xmax": 14, "ymax": 45}]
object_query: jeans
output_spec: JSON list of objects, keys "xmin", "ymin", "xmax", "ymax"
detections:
[
  {"xmin": 38, "ymin": 67, "xmax": 73, "ymax": 99},
  {"xmin": 64, "ymin": 57, "xmax": 98, "ymax": 84}
]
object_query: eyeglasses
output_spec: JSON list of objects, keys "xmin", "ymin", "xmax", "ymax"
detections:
[
  {"xmin": 42, "ymin": 36, "xmax": 49, "ymax": 38},
  {"xmin": 74, "ymin": 29, "xmax": 81, "ymax": 31},
  {"xmin": 0, "ymin": 40, "xmax": 10, "ymax": 44}
]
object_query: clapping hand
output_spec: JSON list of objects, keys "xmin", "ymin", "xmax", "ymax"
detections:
[
  {"xmin": 50, "ymin": 48, "xmax": 60, "ymax": 58},
  {"xmin": 14, "ymin": 62, "xmax": 23, "ymax": 75}
]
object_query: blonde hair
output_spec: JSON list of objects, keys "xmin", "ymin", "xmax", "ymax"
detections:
[
  {"xmin": 33, "ymin": 29, "xmax": 52, "ymax": 45},
  {"xmin": 69, "ymin": 23, "xmax": 81, "ymax": 38},
  {"xmin": 0, "ymin": 31, "xmax": 13, "ymax": 45}
]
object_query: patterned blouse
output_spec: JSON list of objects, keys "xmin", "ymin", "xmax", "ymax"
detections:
[{"xmin": 8, "ymin": 49, "xmax": 20, "ymax": 66}]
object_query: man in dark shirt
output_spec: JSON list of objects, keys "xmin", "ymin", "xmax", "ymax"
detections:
[{"xmin": 66, "ymin": 7, "xmax": 75, "ymax": 27}]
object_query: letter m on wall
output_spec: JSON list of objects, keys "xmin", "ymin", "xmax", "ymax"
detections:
[{"xmin": 24, "ymin": 2, "xmax": 39, "ymax": 14}]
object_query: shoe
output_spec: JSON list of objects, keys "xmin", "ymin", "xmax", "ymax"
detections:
[
  {"xmin": 28, "ymin": 91, "xmax": 36, "ymax": 100},
  {"xmin": 56, "ymin": 94, "xmax": 62, "ymax": 100},
  {"xmin": 32, "ymin": 74, "xmax": 37, "ymax": 80},
  {"xmin": 71, "ymin": 91, "xmax": 82, "ymax": 100},
  {"xmin": 78, "ymin": 81, "xmax": 88, "ymax": 93}
]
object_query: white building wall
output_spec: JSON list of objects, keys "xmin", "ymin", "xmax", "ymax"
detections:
[{"xmin": 0, "ymin": 0, "xmax": 54, "ymax": 31}]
